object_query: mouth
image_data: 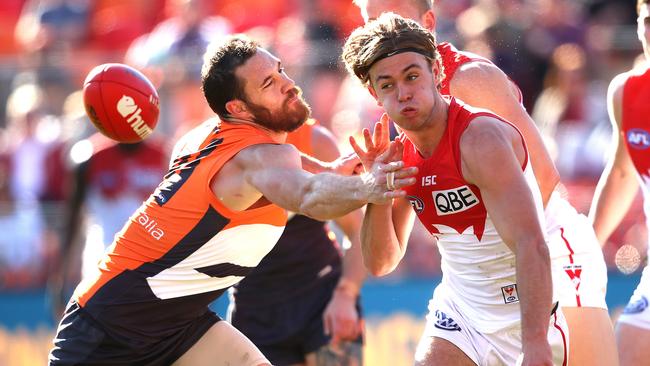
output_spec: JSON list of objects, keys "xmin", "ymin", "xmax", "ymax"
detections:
[{"xmin": 400, "ymin": 106, "xmax": 418, "ymax": 116}]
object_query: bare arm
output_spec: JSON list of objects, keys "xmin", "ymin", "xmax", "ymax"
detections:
[
  {"xmin": 361, "ymin": 198, "xmax": 416, "ymax": 276},
  {"xmin": 451, "ymin": 62, "xmax": 559, "ymax": 205},
  {"xmin": 461, "ymin": 117, "xmax": 552, "ymax": 365},
  {"xmin": 589, "ymin": 72, "xmax": 640, "ymax": 244},
  {"xmin": 214, "ymin": 142, "xmax": 415, "ymax": 221}
]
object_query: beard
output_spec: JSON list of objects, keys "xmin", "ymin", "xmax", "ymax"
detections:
[{"xmin": 246, "ymin": 87, "xmax": 311, "ymax": 133}]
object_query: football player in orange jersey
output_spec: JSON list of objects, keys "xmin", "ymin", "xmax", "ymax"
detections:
[{"xmin": 48, "ymin": 35, "xmax": 417, "ymax": 366}]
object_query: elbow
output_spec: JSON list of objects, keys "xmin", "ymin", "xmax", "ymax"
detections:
[
  {"xmin": 366, "ymin": 263, "xmax": 393, "ymax": 277},
  {"xmin": 363, "ymin": 257, "xmax": 398, "ymax": 277}
]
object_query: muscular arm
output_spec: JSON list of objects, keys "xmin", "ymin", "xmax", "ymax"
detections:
[
  {"xmin": 451, "ymin": 62, "xmax": 559, "ymax": 205},
  {"xmin": 589, "ymin": 73, "xmax": 640, "ymax": 244},
  {"xmin": 461, "ymin": 117, "xmax": 552, "ymax": 363},
  {"xmin": 213, "ymin": 142, "xmax": 414, "ymax": 221}
]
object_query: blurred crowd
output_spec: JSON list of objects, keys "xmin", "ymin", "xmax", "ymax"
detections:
[{"xmin": 0, "ymin": 0, "xmax": 645, "ymax": 290}]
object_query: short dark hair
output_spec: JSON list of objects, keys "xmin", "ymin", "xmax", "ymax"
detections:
[
  {"xmin": 639, "ymin": 0, "xmax": 650, "ymax": 15},
  {"xmin": 201, "ymin": 35, "xmax": 258, "ymax": 118},
  {"xmin": 342, "ymin": 12, "xmax": 443, "ymax": 86}
]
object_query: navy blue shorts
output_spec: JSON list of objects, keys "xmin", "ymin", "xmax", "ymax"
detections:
[
  {"xmin": 49, "ymin": 302, "xmax": 220, "ymax": 366},
  {"xmin": 230, "ymin": 279, "xmax": 363, "ymax": 365}
]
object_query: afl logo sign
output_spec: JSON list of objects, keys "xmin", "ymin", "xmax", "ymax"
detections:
[
  {"xmin": 627, "ymin": 129, "xmax": 650, "ymax": 150},
  {"xmin": 408, "ymin": 196, "xmax": 425, "ymax": 214},
  {"xmin": 432, "ymin": 186, "xmax": 479, "ymax": 216}
]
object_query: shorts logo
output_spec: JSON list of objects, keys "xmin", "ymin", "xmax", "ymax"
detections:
[
  {"xmin": 433, "ymin": 310, "xmax": 461, "ymax": 331},
  {"xmin": 563, "ymin": 264, "xmax": 582, "ymax": 291},
  {"xmin": 408, "ymin": 196, "xmax": 425, "ymax": 214},
  {"xmin": 627, "ymin": 129, "xmax": 650, "ymax": 150},
  {"xmin": 432, "ymin": 186, "xmax": 479, "ymax": 216},
  {"xmin": 623, "ymin": 296, "xmax": 649, "ymax": 314},
  {"xmin": 501, "ymin": 284, "xmax": 519, "ymax": 304}
]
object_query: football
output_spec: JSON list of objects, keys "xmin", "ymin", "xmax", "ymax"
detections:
[{"xmin": 82, "ymin": 63, "xmax": 160, "ymax": 143}]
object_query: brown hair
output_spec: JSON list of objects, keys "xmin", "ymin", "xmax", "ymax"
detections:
[
  {"xmin": 342, "ymin": 12, "xmax": 443, "ymax": 86},
  {"xmin": 201, "ymin": 35, "xmax": 258, "ymax": 118}
]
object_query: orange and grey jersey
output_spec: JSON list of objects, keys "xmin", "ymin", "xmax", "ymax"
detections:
[
  {"xmin": 232, "ymin": 120, "xmax": 343, "ymax": 305},
  {"xmin": 71, "ymin": 118, "xmax": 287, "ymax": 343}
]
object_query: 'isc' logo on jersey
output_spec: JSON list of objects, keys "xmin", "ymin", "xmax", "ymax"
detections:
[
  {"xmin": 432, "ymin": 186, "xmax": 479, "ymax": 216},
  {"xmin": 627, "ymin": 129, "xmax": 650, "ymax": 150}
]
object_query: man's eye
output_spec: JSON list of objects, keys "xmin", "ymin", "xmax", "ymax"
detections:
[
  {"xmin": 381, "ymin": 83, "xmax": 393, "ymax": 90},
  {"xmin": 407, "ymin": 74, "xmax": 418, "ymax": 81}
]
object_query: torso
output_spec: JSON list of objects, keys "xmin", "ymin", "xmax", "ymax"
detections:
[
  {"xmin": 232, "ymin": 121, "xmax": 342, "ymax": 305},
  {"xmin": 72, "ymin": 118, "xmax": 287, "ymax": 342},
  {"xmin": 400, "ymin": 97, "xmax": 544, "ymax": 332}
]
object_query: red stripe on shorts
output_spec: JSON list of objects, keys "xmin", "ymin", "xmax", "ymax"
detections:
[
  {"xmin": 560, "ymin": 227, "xmax": 581, "ymax": 307},
  {"xmin": 553, "ymin": 311, "xmax": 568, "ymax": 366}
]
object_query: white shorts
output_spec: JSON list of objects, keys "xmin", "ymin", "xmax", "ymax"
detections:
[
  {"xmin": 545, "ymin": 192, "xmax": 608, "ymax": 309},
  {"xmin": 421, "ymin": 290, "xmax": 569, "ymax": 366},
  {"xmin": 617, "ymin": 266, "xmax": 650, "ymax": 330}
]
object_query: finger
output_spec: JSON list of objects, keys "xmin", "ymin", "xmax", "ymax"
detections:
[
  {"xmin": 362, "ymin": 128, "xmax": 374, "ymax": 151},
  {"xmin": 349, "ymin": 136, "xmax": 365, "ymax": 157},
  {"xmin": 393, "ymin": 166, "xmax": 418, "ymax": 179},
  {"xmin": 372, "ymin": 121, "xmax": 383, "ymax": 148},
  {"xmin": 380, "ymin": 113, "xmax": 391, "ymax": 141},
  {"xmin": 376, "ymin": 144, "xmax": 402, "ymax": 164}
]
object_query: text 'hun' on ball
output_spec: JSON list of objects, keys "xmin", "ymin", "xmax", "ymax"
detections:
[{"xmin": 83, "ymin": 63, "xmax": 160, "ymax": 143}]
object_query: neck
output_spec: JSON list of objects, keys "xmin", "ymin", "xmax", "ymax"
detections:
[
  {"xmin": 222, "ymin": 116, "xmax": 288, "ymax": 143},
  {"xmin": 402, "ymin": 95, "xmax": 449, "ymax": 158}
]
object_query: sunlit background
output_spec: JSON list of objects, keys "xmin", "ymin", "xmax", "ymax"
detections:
[{"xmin": 0, "ymin": 0, "xmax": 645, "ymax": 365}]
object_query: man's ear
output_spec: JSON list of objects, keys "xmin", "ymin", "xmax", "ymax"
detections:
[
  {"xmin": 431, "ymin": 60, "xmax": 442, "ymax": 89},
  {"xmin": 225, "ymin": 100, "xmax": 248, "ymax": 117},
  {"xmin": 422, "ymin": 10, "xmax": 436, "ymax": 32},
  {"xmin": 367, "ymin": 85, "xmax": 383, "ymax": 107}
]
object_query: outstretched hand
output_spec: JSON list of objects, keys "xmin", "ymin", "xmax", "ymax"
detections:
[{"xmin": 349, "ymin": 114, "xmax": 393, "ymax": 172}]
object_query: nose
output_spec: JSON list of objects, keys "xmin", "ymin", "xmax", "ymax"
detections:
[
  {"xmin": 397, "ymin": 84, "xmax": 412, "ymax": 103},
  {"xmin": 280, "ymin": 73, "xmax": 297, "ymax": 95}
]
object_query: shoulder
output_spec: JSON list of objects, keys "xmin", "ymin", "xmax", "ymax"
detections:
[
  {"xmin": 454, "ymin": 59, "xmax": 505, "ymax": 84},
  {"xmin": 309, "ymin": 124, "xmax": 340, "ymax": 161},
  {"xmin": 608, "ymin": 71, "xmax": 631, "ymax": 99},
  {"xmin": 234, "ymin": 142, "xmax": 302, "ymax": 169},
  {"xmin": 451, "ymin": 60, "xmax": 516, "ymax": 99},
  {"xmin": 460, "ymin": 116, "xmax": 515, "ymax": 155}
]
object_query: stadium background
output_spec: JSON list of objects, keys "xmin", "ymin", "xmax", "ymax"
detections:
[{"xmin": 0, "ymin": 0, "xmax": 646, "ymax": 365}]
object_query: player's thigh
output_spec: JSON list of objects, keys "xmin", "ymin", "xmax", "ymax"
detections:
[
  {"xmin": 414, "ymin": 336, "xmax": 476, "ymax": 366},
  {"xmin": 616, "ymin": 322, "xmax": 650, "ymax": 366},
  {"xmin": 562, "ymin": 307, "xmax": 618, "ymax": 366},
  {"xmin": 173, "ymin": 321, "xmax": 271, "ymax": 366},
  {"xmin": 305, "ymin": 340, "xmax": 363, "ymax": 366}
]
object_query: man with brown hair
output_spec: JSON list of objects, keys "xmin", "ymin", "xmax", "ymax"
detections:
[
  {"xmin": 48, "ymin": 35, "xmax": 417, "ymax": 366},
  {"xmin": 590, "ymin": 1, "xmax": 650, "ymax": 365},
  {"xmin": 343, "ymin": 13, "xmax": 567, "ymax": 366},
  {"xmin": 350, "ymin": 1, "xmax": 617, "ymax": 365}
]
